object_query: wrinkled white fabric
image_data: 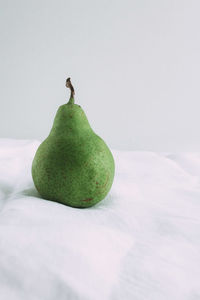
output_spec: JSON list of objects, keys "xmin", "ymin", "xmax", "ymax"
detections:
[{"xmin": 0, "ymin": 139, "xmax": 200, "ymax": 300}]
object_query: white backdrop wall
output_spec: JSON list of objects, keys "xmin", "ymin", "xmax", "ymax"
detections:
[{"xmin": 0, "ymin": 0, "xmax": 200, "ymax": 151}]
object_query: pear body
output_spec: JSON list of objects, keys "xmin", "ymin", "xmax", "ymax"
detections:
[{"xmin": 32, "ymin": 102, "xmax": 115, "ymax": 208}]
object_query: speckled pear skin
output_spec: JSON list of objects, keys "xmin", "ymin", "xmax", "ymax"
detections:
[{"xmin": 32, "ymin": 102, "xmax": 115, "ymax": 208}]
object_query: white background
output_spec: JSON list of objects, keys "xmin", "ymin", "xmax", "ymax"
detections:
[{"xmin": 0, "ymin": 0, "xmax": 200, "ymax": 151}]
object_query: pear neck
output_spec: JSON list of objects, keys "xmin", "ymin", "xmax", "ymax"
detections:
[{"xmin": 67, "ymin": 97, "xmax": 74, "ymax": 105}]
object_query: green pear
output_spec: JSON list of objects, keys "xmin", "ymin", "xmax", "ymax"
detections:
[{"xmin": 32, "ymin": 78, "xmax": 115, "ymax": 208}]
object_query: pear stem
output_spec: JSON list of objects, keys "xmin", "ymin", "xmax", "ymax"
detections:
[{"xmin": 66, "ymin": 78, "xmax": 75, "ymax": 104}]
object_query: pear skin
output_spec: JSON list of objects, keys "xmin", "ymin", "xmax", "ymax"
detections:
[{"xmin": 32, "ymin": 78, "xmax": 115, "ymax": 208}]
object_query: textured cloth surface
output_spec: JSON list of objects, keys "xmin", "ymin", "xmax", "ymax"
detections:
[{"xmin": 0, "ymin": 139, "xmax": 200, "ymax": 300}]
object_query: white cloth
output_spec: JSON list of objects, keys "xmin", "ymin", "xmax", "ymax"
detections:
[{"xmin": 0, "ymin": 139, "xmax": 200, "ymax": 300}]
